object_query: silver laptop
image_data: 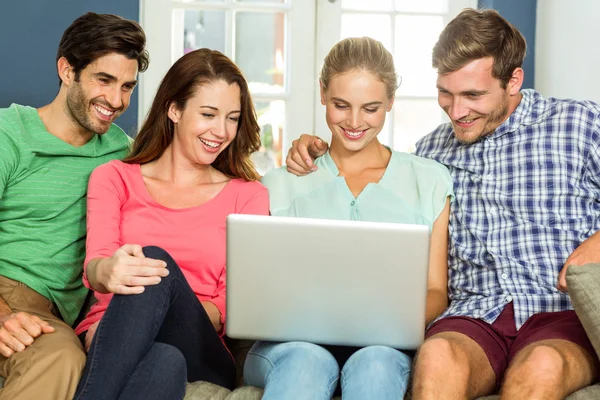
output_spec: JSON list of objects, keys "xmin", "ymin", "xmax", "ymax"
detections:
[{"xmin": 225, "ymin": 214, "xmax": 431, "ymax": 349}]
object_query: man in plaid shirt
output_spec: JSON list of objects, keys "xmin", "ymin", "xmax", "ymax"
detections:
[{"xmin": 285, "ymin": 9, "xmax": 600, "ymax": 399}]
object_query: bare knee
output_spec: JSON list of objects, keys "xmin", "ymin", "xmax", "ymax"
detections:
[
  {"xmin": 417, "ymin": 337, "xmax": 463, "ymax": 371},
  {"xmin": 509, "ymin": 345, "xmax": 566, "ymax": 384}
]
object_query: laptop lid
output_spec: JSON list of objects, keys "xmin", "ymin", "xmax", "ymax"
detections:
[{"xmin": 226, "ymin": 214, "xmax": 430, "ymax": 349}]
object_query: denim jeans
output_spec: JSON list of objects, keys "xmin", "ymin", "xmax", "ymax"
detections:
[
  {"xmin": 74, "ymin": 246, "xmax": 235, "ymax": 400},
  {"xmin": 244, "ymin": 341, "xmax": 411, "ymax": 400}
]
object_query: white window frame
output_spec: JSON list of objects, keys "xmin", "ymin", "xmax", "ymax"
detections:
[
  {"xmin": 139, "ymin": 0, "xmax": 316, "ymax": 157},
  {"xmin": 314, "ymin": 0, "xmax": 478, "ymax": 148}
]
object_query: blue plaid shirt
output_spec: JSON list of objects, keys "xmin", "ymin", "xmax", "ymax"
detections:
[{"xmin": 415, "ymin": 89, "xmax": 600, "ymax": 329}]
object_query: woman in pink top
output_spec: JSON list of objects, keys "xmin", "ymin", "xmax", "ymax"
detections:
[{"xmin": 73, "ymin": 49, "xmax": 269, "ymax": 400}]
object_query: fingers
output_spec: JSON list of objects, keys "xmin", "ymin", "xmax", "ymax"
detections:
[
  {"xmin": 286, "ymin": 139, "xmax": 316, "ymax": 175},
  {"xmin": 295, "ymin": 138, "xmax": 316, "ymax": 170},
  {"xmin": 30, "ymin": 315, "xmax": 54, "ymax": 334},
  {"xmin": 0, "ymin": 328, "xmax": 27, "ymax": 353},
  {"xmin": 112, "ymin": 284, "xmax": 145, "ymax": 295},
  {"xmin": 0, "ymin": 342, "xmax": 13, "ymax": 357},
  {"xmin": 557, "ymin": 266, "xmax": 568, "ymax": 292},
  {"xmin": 128, "ymin": 257, "xmax": 168, "ymax": 270},
  {"xmin": 308, "ymin": 136, "xmax": 328, "ymax": 159},
  {"xmin": 0, "ymin": 312, "xmax": 52, "ymax": 356},
  {"xmin": 120, "ymin": 244, "xmax": 145, "ymax": 258}
]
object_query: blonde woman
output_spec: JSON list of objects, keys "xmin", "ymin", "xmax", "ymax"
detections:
[{"xmin": 243, "ymin": 37, "xmax": 453, "ymax": 400}]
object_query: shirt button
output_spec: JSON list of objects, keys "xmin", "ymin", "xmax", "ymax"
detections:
[
  {"xmin": 490, "ymin": 208, "xmax": 497, "ymax": 215},
  {"xmin": 506, "ymin": 296, "xmax": 513, "ymax": 302},
  {"xmin": 350, "ymin": 200, "xmax": 356, "ymax": 206},
  {"xmin": 501, "ymin": 273, "xmax": 508, "ymax": 279}
]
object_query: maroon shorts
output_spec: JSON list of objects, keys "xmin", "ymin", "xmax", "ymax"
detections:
[{"xmin": 425, "ymin": 303, "xmax": 599, "ymax": 387}]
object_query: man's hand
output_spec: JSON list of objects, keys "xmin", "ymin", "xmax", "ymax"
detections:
[
  {"xmin": 0, "ymin": 312, "xmax": 54, "ymax": 357},
  {"xmin": 84, "ymin": 320, "xmax": 99, "ymax": 352},
  {"xmin": 95, "ymin": 244, "xmax": 169, "ymax": 295},
  {"xmin": 286, "ymin": 134, "xmax": 328, "ymax": 176},
  {"xmin": 557, "ymin": 231, "xmax": 600, "ymax": 292}
]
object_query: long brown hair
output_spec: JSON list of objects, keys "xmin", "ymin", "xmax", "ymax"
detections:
[{"xmin": 124, "ymin": 48, "xmax": 261, "ymax": 181}]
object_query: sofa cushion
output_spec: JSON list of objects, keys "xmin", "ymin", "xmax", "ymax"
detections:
[
  {"xmin": 185, "ymin": 381, "xmax": 230, "ymax": 400},
  {"xmin": 566, "ymin": 263, "xmax": 600, "ymax": 358}
]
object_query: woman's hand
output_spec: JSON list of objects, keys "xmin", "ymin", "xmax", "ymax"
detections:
[
  {"xmin": 84, "ymin": 320, "xmax": 99, "ymax": 352},
  {"xmin": 202, "ymin": 301, "xmax": 223, "ymax": 333},
  {"xmin": 89, "ymin": 244, "xmax": 169, "ymax": 295}
]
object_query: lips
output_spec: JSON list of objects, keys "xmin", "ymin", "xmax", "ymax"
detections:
[
  {"xmin": 341, "ymin": 127, "xmax": 367, "ymax": 140},
  {"xmin": 454, "ymin": 117, "xmax": 479, "ymax": 129},
  {"xmin": 93, "ymin": 103, "xmax": 116, "ymax": 122},
  {"xmin": 199, "ymin": 137, "xmax": 223, "ymax": 153}
]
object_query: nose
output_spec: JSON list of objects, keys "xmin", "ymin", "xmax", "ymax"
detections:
[
  {"xmin": 348, "ymin": 109, "xmax": 363, "ymax": 129},
  {"xmin": 211, "ymin": 117, "xmax": 227, "ymax": 139},
  {"xmin": 447, "ymin": 97, "xmax": 469, "ymax": 121},
  {"xmin": 105, "ymin": 86, "xmax": 123, "ymax": 110}
]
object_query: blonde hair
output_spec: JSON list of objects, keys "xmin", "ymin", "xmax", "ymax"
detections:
[
  {"xmin": 432, "ymin": 8, "xmax": 526, "ymax": 88},
  {"xmin": 320, "ymin": 37, "xmax": 398, "ymax": 99}
]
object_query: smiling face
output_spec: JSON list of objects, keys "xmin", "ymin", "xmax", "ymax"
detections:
[
  {"xmin": 436, "ymin": 57, "xmax": 522, "ymax": 144},
  {"xmin": 168, "ymin": 79, "xmax": 241, "ymax": 166},
  {"xmin": 65, "ymin": 53, "xmax": 138, "ymax": 135},
  {"xmin": 321, "ymin": 69, "xmax": 393, "ymax": 153}
]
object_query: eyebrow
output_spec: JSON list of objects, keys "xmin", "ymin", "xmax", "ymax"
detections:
[
  {"xmin": 331, "ymin": 97, "xmax": 383, "ymax": 107},
  {"xmin": 436, "ymin": 85, "xmax": 488, "ymax": 96},
  {"xmin": 200, "ymin": 105, "xmax": 241, "ymax": 113},
  {"xmin": 93, "ymin": 72, "xmax": 138, "ymax": 86}
]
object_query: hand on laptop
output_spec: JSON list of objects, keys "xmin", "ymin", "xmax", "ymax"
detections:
[
  {"xmin": 286, "ymin": 134, "xmax": 328, "ymax": 176},
  {"xmin": 92, "ymin": 244, "xmax": 169, "ymax": 295}
]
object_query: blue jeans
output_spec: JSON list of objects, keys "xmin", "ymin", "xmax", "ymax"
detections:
[
  {"xmin": 244, "ymin": 341, "xmax": 411, "ymax": 400},
  {"xmin": 74, "ymin": 246, "xmax": 235, "ymax": 400}
]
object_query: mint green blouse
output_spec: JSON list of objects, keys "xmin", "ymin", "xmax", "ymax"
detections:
[{"xmin": 261, "ymin": 150, "xmax": 454, "ymax": 228}]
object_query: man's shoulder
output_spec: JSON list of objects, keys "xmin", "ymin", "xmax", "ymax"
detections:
[
  {"xmin": 528, "ymin": 90, "xmax": 600, "ymax": 123},
  {"xmin": 0, "ymin": 104, "xmax": 35, "ymax": 135},
  {"xmin": 414, "ymin": 122, "xmax": 454, "ymax": 158}
]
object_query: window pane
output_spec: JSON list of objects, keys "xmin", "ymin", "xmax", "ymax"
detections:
[
  {"xmin": 236, "ymin": 0, "xmax": 285, "ymax": 3},
  {"xmin": 236, "ymin": 12, "xmax": 286, "ymax": 94},
  {"xmin": 341, "ymin": 14, "xmax": 392, "ymax": 50},
  {"xmin": 393, "ymin": 99, "xmax": 446, "ymax": 153},
  {"xmin": 179, "ymin": 10, "xmax": 226, "ymax": 54},
  {"xmin": 342, "ymin": 0, "xmax": 393, "ymax": 11},
  {"xmin": 252, "ymin": 100, "xmax": 285, "ymax": 173},
  {"xmin": 395, "ymin": 0, "xmax": 448, "ymax": 13},
  {"xmin": 394, "ymin": 15, "xmax": 443, "ymax": 96}
]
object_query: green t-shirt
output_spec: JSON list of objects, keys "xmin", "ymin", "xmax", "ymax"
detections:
[{"xmin": 0, "ymin": 104, "xmax": 130, "ymax": 325}]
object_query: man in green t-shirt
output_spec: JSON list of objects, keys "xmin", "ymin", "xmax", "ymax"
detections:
[{"xmin": 0, "ymin": 13, "xmax": 149, "ymax": 399}]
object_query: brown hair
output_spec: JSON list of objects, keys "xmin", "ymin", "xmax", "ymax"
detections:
[
  {"xmin": 320, "ymin": 37, "xmax": 398, "ymax": 99},
  {"xmin": 432, "ymin": 8, "xmax": 526, "ymax": 88},
  {"xmin": 56, "ymin": 12, "xmax": 149, "ymax": 85},
  {"xmin": 124, "ymin": 48, "xmax": 261, "ymax": 181}
]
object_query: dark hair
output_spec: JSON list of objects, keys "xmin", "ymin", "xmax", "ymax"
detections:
[
  {"xmin": 56, "ymin": 12, "xmax": 149, "ymax": 86},
  {"xmin": 432, "ymin": 8, "xmax": 526, "ymax": 88},
  {"xmin": 124, "ymin": 48, "xmax": 261, "ymax": 181}
]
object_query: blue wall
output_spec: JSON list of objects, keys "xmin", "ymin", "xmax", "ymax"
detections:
[
  {"xmin": 0, "ymin": 0, "xmax": 140, "ymax": 135},
  {"xmin": 478, "ymin": 0, "xmax": 537, "ymax": 89}
]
